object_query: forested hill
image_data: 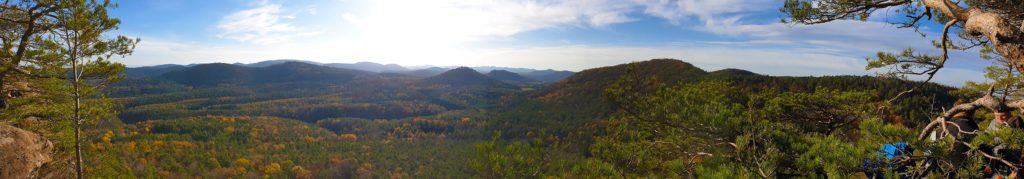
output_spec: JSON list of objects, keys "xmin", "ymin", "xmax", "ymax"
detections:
[
  {"xmin": 487, "ymin": 70, "xmax": 538, "ymax": 84},
  {"xmin": 110, "ymin": 63, "xmax": 525, "ymax": 123},
  {"xmin": 491, "ymin": 59, "xmax": 957, "ymax": 137},
  {"xmin": 420, "ymin": 67, "xmax": 514, "ymax": 88},
  {"xmin": 538, "ymin": 58, "xmax": 708, "ymax": 103},
  {"xmin": 537, "ymin": 59, "xmax": 953, "ymax": 105}
]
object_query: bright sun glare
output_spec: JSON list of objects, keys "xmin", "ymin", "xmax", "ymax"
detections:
[{"xmin": 340, "ymin": 0, "xmax": 506, "ymax": 66}]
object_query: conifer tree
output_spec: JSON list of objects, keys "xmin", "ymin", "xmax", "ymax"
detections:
[{"xmin": 1, "ymin": 0, "xmax": 135, "ymax": 178}]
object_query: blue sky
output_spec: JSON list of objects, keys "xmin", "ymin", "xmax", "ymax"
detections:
[{"xmin": 108, "ymin": 0, "xmax": 993, "ymax": 86}]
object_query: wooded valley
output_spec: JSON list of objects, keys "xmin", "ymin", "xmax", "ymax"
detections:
[{"xmin": 58, "ymin": 59, "xmax": 963, "ymax": 178}]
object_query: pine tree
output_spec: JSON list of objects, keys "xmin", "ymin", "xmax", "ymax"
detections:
[
  {"xmin": 50, "ymin": 1, "xmax": 137, "ymax": 178},
  {"xmin": 0, "ymin": 0, "xmax": 136, "ymax": 178}
]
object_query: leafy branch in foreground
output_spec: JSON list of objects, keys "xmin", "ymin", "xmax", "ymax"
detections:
[{"xmin": 2, "ymin": 0, "xmax": 137, "ymax": 178}]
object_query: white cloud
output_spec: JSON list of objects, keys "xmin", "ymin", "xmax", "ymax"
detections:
[
  {"xmin": 339, "ymin": 0, "xmax": 778, "ymax": 42},
  {"xmin": 634, "ymin": 0, "xmax": 773, "ymax": 23},
  {"xmin": 216, "ymin": 3, "xmax": 318, "ymax": 44},
  {"xmin": 345, "ymin": 0, "xmax": 637, "ymax": 42}
]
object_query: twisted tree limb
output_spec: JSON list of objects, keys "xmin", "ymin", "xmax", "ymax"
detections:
[
  {"xmin": 918, "ymin": 87, "xmax": 1009, "ymax": 140},
  {"xmin": 922, "ymin": 0, "xmax": 1024, "ymax": 72}
]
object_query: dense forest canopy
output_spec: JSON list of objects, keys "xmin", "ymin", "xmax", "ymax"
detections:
[{"xmin": 38, "ymin": 58, "xmax": 970, "ymax": 178}]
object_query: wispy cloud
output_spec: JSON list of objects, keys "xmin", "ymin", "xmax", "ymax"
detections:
[
  {"xmin": 216, "ymin": 2, "xmax": 318, "ymax": 44},
  {"xmin": 340, "ymin": 0, "xmax": 779, "ymax": 41},
  {"xmin": 634, "ymin": 0, "xmax": 774, "ymax": 23},
  {"xmin": 344, "ymin": 0, "xmax": 638, "ymax": 42}
]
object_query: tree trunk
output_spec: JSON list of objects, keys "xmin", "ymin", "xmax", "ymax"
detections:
[
  {"xmin": 0, "ymin": 76, "xmax": 7, "ymax": 109},
  {"xmin": 73, "ymin": 122, "xmax": 81, "ymax": 179},
  {"xmin": 923, "ymin": 0, "xmax": 1024, "ymax": 71},
  {"xmin": 71, "ymin": 44, "xmax": 83, "ymax": 179}
]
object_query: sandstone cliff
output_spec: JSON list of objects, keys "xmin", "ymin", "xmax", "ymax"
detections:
[{"xmin": 0, "ymin": 125, "xmax": 53, "ymax": 178}]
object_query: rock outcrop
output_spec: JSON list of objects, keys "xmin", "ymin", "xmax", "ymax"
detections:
[{"xmin": 0, "ymin": 125, "xmax": 53, "ymax": 178}]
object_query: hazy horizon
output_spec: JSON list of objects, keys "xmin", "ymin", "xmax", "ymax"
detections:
[
  {"xmin": 125, "ymin": 59, "xmax": 573, "ymax": 71},
  {"xmin": 109, "ymin": 0, "xmax": 991, "ymax": 86}
]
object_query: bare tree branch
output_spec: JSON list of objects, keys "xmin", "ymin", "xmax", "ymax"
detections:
[
  {"xmin": 886, "ymin": 20, "xmax": 958, "ymax": 103},
  {"xmin": 919, "ymin": 87, "xmax": 1004, "ymax": 140},
  {"xmin": 898, "ymin": 7, "xmax": 932, "ymax": 28}
]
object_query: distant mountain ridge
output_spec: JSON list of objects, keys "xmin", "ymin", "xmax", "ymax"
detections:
[
  {"xmin": 242, "ymin": 59, "xmax": 323, "ymax": 67},
  {"xmin": 324, "ymin": 62, "xmax": 409, "ymax": 72},
  {"xmin": 487, "ymin": 70, "xmax": 538, "ymax": 84},
  {"xmin": 127, "ymin": 60, "xmax": 575, "ymax": 83},
  {"xmin": 420, "ymin": 67, "xmax": 515, "ymax": 88},
  {"xmin": 402, "ymin": 67, "xmax": 450, "ymax": 77},
  {"xmin": 124, "ymin": 64, "xmax": 186, "ymax": 77},
  {"xmin": 160, "ymin": 62, "xmax": 370, "ymax": 86}
]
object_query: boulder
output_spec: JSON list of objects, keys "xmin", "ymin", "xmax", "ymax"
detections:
[{"xmin": 0, "ymin": 125, "xmax": 53, "ymax": 178}]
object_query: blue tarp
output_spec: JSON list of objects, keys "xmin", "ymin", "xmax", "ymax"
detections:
[{"xmin": 881, "ymin": 143, "xmax": 908, "ymax": 159}]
